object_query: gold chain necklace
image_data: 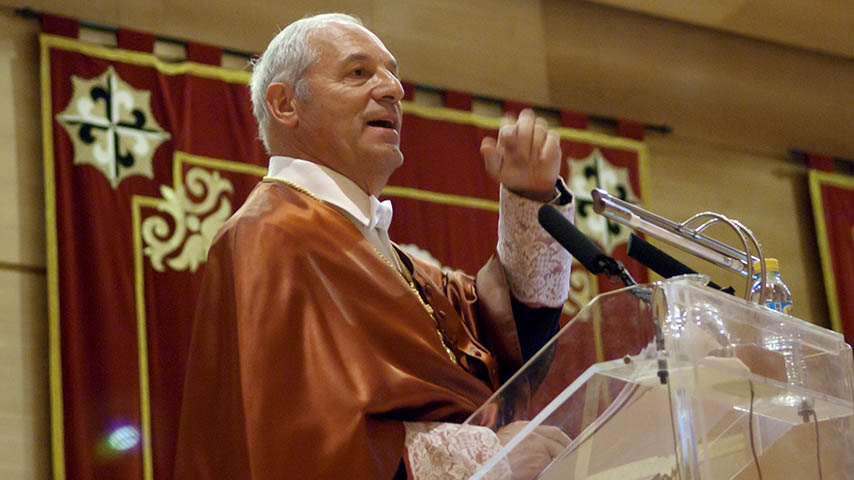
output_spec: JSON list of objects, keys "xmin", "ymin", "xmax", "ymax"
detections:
[{"xmin": 265, "ymin": 177, "xmax": 458, "ymax": 365}]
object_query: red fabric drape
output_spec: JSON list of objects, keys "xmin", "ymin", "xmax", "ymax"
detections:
[
  {"xmin": 117, "ymin": 28, "xmax": 155, "ymax": 53},
  {"xmin": 43, "ymin": 31, "xmax": 648, "ymax": 480},
  {"xmin": 389, "ymin": 110, "xmax": 499, "ymax": 274},
  {"xmin": 808, "ymin": 153, "xmax": 834, "ymax": 172},
  {"xmin": 186, "ymin": 41, "xmax": 222, "ymax": 65},
  {"xmin": 617, "ymin": 119, "xmax": 644, "ymax": 141},
  {"xmin": 43, "ymin": 32, "xmax": 266, "ymax": 480},
  {"xmin": 402, "ymin": 81, "xmax": 416, "ymax": 101},
  {"xmin": 443, "ymin": 89, "xmax": 473, "ymax": 110},
  {"xmin": 809, "ymin": 167, "xmax": 854, "ymax": 343},
  {"xmin": 41, "ymin": 13, "xmax": 79, "ymax": 38},
  {"xmin": 560, "ymin": 110, "xmax": 588, "ymax": 130}
]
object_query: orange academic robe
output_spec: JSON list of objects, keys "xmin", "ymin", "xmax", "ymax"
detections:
[{"xmin": 173, "ymin": 179, "xmax": 525, "ymax": 479}]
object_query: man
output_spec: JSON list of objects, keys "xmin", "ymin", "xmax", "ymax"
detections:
[{"xmin": 174, "ymin": 13, "xmax": 574, "ymax": 479}]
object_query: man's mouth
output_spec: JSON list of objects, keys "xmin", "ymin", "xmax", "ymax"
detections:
[{"xmin": 367, "ymin": 119, "xmax": 397, "ymax": 130}]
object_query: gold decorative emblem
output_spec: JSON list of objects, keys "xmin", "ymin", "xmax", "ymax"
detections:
[
  {"xmin": 569, "ymin": 148, "xmax": 641, "ymax": 255},
  {"xmin": 565, "ymin": 268, "xmax": 595, "ymax": 317},
  {"xmin": 141, "ymin": 167, "xmax": 233, "ymax": 272},
  {"xmin": 56, "ymin": 66, "xmax": 171, "ymax": 188}
]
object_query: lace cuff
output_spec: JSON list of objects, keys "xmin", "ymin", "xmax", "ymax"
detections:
[
  {"xmin": 497, "ymin": 181, "xmax": 575, "ymax": 308},
  {"xmin": 404, "ymin": 422, "xmax": 511, "ymax": 480}
]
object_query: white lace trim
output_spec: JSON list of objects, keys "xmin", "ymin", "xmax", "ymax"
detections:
[
  {"xmin": 497, "ymin": 184, "xmax": 574, "ymax": 308},
  {"xmin": 404, "ymin": 422, "xmax": 511, "ymax": 480}
]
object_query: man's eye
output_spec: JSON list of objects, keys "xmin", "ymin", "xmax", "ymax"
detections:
[{"xmin": 352, "ymin": 68, "xmax": 366, "ymax": 76}]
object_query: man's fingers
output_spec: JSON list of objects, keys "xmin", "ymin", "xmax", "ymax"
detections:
[
  {"xmin": 527, "ymin": 425, "xmax": 571, "ymax": 459},
  {"xmin": 531, "ymin": 117, "xmax": 548, "ymax": 162},
  {"xmin": 499, "ymin": 422, "xmax": 572, "ymax": 459},
  {"xmin": 534, "ymin": 425, "xmax": 571, "ymax": 448},
  {"xmin": 481, "ymin": 135, "xmax": 497, "ymax": 153},
  {"xmin": 497, "ymin": 122, "xmax": 518, "ymax": 152},
  {"xmin": 497, "ymin": 109, "xmax": 550, "ymax": 166},
  {"xmin": 543, "ymin": 437, "xmax": 567, "ymax": 459},
  {"xmin": 500, "ymin": 114, "xmax": 515, "ymax": 128},
  {"xmin": 514, "ymin": 109, "xmax": 536, "ymax": 161},
  {"xmin": 480, "ymin": 136, "xmax": 502, "ymax": 180},
  {"xmin": 482, "ymin": 109, "xmax": 563, "ymax": 194},
  {"xmin": 539, "ymin": 132, "xmax": 561, "ymax": 165},
  {"xmin": 529, "ymin": 432, "xmax": 568, "ymax": 458}
]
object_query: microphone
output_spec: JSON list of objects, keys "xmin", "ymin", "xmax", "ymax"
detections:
[
  {"xmin": 627, "ymin": 233, "xmax": 732, "ymax": 293},
  {"xmin": 538, "ymin": 205, "xmax": 636, "ymax": 286}
]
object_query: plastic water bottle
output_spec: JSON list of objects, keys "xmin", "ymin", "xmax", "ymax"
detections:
[
  {"xmin": 750, "ymin": 259, "xmax": 811, "ymax": 418},
  {"xmin": 749, "ymin": 258, "xmax": 792, "ymax": 315}
]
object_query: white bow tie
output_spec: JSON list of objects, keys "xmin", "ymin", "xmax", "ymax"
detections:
[{"xmin": 368, "ymin": 197, "xmax": 393, "ymax": 231}]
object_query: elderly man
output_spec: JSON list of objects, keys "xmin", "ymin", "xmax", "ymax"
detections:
[{"xmin": 174, "ymin": 13, "xmax": 574, "ymax": 480}]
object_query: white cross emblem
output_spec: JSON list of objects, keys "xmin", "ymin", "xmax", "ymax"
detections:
[{"xmin": 57, "ymin": 66, "xmax": 171, "ymax": 188}]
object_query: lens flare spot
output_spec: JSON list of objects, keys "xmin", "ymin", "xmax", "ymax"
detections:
[{"xmin": 107, "ymin": 426, "xmax": 140, "ymax": 451}]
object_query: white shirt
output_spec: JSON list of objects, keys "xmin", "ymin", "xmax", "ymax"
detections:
[{"xmin": 267, "ymin": 156, "xmax": 400, "ymax": 269}]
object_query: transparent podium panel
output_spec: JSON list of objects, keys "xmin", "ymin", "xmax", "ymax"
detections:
[{"xmin": 465, "ymin": 276, "xmax": 854, "ymax": 480}]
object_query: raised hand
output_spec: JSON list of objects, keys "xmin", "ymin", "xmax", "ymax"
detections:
[{"xmin": 480, "ymin": 108, "xmax": 562, "ymax": 202}]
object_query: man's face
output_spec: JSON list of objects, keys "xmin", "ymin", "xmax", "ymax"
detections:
[{"xmin": 289, "ymin": 22, "xmax": 404, "ymax": 195}]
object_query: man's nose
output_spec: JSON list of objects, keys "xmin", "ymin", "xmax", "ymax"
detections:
[{"xmin": 374, "ymin": 69, "xmax": 404, "ymax": 103}]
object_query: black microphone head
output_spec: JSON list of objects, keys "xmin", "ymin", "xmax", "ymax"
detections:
[
  {"xmin": 627, "ymin": 234, "xmax": 696, "ymax": 279},
  {"xmin": 627, "ymin": 234, "xmax": 725, "ymax": 291},
  {"xmin": 538, "ymin": 205, "xmax": 607, "ymax": 274}
]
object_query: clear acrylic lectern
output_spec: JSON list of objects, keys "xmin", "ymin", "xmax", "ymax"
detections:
[{"xmin": 465, "ymin": 276, "xmax": 854, "ymax": 479}]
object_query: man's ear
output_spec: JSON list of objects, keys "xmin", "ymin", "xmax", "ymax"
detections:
[{"xmin": 266, "ymin": 82, "xmax": 299, "ymax": 128}]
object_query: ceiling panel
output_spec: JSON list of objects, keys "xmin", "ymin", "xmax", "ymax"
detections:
[{"xmin": 583, "ymin": 0, "xmax": 854, "ymax": 59}]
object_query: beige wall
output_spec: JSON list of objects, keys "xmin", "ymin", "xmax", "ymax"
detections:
[
  {"xmin": 1, "ymin": 0, "xmax": 851, "ymax": 478},
  {"xmin": 0, "ymin": 6, "xmax": 49, "ymax": 480}
]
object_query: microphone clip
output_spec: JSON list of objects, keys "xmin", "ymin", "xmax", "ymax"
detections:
[{"xmin": 598, "ymin": 257, "xmax": 637, "ymax": 287}]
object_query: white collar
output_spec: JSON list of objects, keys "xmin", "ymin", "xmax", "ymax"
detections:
[{"xmin": 267, "ymin": 156, "xmax": 392, "ymax": 230}]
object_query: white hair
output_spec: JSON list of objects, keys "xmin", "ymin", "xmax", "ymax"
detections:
[{"xmin": 249, "ymin": 13, "xmax": 364, "ymax": 151}]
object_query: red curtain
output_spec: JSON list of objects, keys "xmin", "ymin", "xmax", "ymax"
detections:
[
  {"xmin": 42, "ymin": 28, "xmax": 267, "ymax": 480},
  {"xmin": 809, "ymin": 168, "xmax": 854, "ymax": 343},
  {"xmin": 42, "ymin": 30, "xmax": 648, "ymax": 480}
]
